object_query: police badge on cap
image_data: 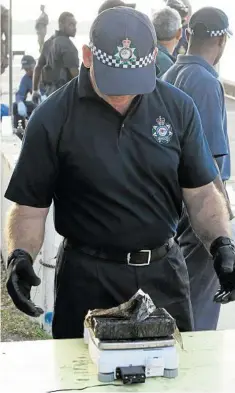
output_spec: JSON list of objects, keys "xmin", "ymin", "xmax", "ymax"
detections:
[{"xmin": 115, "ymin": 38, "xmax": 137, "ymax": 65}]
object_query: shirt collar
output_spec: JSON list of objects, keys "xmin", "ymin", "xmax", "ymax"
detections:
[
  {"xmin": 78, "ymin": 64, "xmax": 143, "ymax": 116},
  {"xmin": 176, "ymin": 55, "xmax": 218, "ymax": 78},
  {"xmin": 54, "ymin": 30, "xmax": 68, "ymax": 38},
  {"xmin": 157, "ymin": 43, "xmax": 170, "ymax": 56},
  {"xmin": 157, "ymin": 44, "xmax": 176, "ymax": 63}
]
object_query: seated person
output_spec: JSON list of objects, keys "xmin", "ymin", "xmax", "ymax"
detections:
[{"xmin": 13, "ymin": 55, "xmax": 44, "ymax": 128}]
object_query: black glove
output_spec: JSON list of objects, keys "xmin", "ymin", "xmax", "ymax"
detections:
[
  {"xmin": 6, "ymin": 249, "xmax": 44, "ymax": 317},
  {"xmin": 210, "ymin": 237, "xmax": 235, "ymax": 304}
]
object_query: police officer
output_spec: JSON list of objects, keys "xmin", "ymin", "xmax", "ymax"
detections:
[
  {"xmin": 166, "ymin": 0, "xmax": 191, "ymax": 56},
  {"xmin": 98, "ymin": 0, "xmax": 136, "ymax": 14},
  {"xmin": 162, "ymin": 7, "xmax": 233, "ymax": 330},
  {"xmin": 5, "ymin": 7, "xmax": 235, "ymax": 339},
  {"xmin": 152, "ymin": 6, "xmax": 182, "ymax": 77},
  {"xmin": 32, "ymin": 12, "xmax": 79, "ymax": 102}
]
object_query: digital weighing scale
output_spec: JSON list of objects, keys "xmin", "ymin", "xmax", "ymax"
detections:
[{"xmin": 84, "ymin": 327, "xmax": 179, "ymax": 384}]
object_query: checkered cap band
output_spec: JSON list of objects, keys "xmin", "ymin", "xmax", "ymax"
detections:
[
  {"xmin": 188, "ymin": 27, "xmax": 230, "ymax": 37},
  {"xmin": 90, "ymin": 43, "xmax": 156, "ymax": 69}
]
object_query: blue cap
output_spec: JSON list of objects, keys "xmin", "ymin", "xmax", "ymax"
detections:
[
  {"xmin": 89, "ymin": 7, "xmax": 157, "ymax": 96},
  {"xmin": 189, "ymin": 7, "xmax": 233, "ymax": 38},
  {"xmin": 21, "ymin": 55, "xmax": 36, "ymax": 69}
]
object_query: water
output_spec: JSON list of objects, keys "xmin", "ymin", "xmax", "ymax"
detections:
[{"xmin": 12, "ymin": 33, "xmax": 235, "ymax": 82}]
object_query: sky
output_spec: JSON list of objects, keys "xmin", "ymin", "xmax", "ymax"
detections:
[
  {"xmin": 1, "ymin": 0, "xmax": 156, "ymax": 21},
  {"xmin": 2, "ymin": 0, "xmax": 234, "ymax": 23}
]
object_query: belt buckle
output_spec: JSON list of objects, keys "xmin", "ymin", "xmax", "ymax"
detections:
[{"xmin": 127, "ymin": 250, "xmax": 151, "ymax": 266}]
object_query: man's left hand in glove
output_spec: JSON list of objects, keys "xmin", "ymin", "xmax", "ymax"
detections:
[
  {"xmin": 6, "ymin": 249, "xmax": 44, "ymax": 317},
  {"xmin": 210, "ymin": 236, "xmax": 235, "ymax": 304}
]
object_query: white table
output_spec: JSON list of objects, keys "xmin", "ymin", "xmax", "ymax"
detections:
[{"xmin": 1, "ymin": 330, "xmax": 235, "ymax": 393}]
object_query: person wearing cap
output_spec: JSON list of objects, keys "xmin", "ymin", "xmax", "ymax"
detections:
[
  {"xmin": 162, "ymin": 7, "xmax": 233, "ymax": 331},
  {"xmin": 166, "ymin": 0, "xmax": 192, "ymax": 57},
  {"xmin": 32, "ymin": 12, "xmax": 79, "ymax": 103},
  {"xmin": 13, "ymin": 55, "xmax": 44, "ymax": 129},
  {"xmin": 35, "ymin": 5, "xmax": 49, "ymax": 53},
  {"xmin": 152, "ymin": 6, "xmax": 182, "ymax": 77},
  {"xmin": 98, "ymin": 0, "xmax": 136, "ymax": 14},
  {"xmin": 4, "ymin": 7, "xmax": 235, "ymax": 339}
]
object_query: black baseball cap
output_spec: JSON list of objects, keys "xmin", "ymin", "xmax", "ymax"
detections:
[
  {"xmin": 188, "ymin": 7, "xmax": 233, "ymax": 38},
  {"xmin": 89, "ymin": 7, "xmax": 157, "ymax": 96},
  {"xmin": 166, "ymin": 0, "xmax": 189, "ymax": 21},
  {"xmin": 98, "ymin": 0, "xmax": 136, "ymax": 14},
  {"xmin": 21, "ymin": 55, "xmax": 36, "ymax": 69}
]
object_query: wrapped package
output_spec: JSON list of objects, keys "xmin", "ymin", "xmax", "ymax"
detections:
[{"xmin": 85, "ymin": 289, "xmax": 177, "ymax": 340}]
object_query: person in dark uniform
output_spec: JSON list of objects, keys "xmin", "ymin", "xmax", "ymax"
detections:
[
  {"xmin": 162, "ymin": 7, "xmax": 233, "ymax": 330},
  {"xmin": 5, "ymin": 7, "xmax": 235, "ymax": 340},
  {"xmin": 32, "ymin": 12, "xmax": 79, "ymax": 103},
  {"xmin": 98, "ymin": 0, "xmax": 136, "ymax": 14},
  {"xmin": 152, "ymin": 6, "xmax": 181, "ymax": 77},
  {"xmin": 166, "ymin": 0, "xmax": 192, "ymax": 57}
]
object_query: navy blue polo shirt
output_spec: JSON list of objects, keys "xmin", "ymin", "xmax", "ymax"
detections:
[
  {"xmin": 162, "ymin": 55, "xmax": 230, "ymax": 181},
  {"xmin": 156, "ymin": 44, "xmax": 175, "ymax": 78},
  {"xmin": 5, "ymin": 65, "xmax": 217, "ymax": 252},
  {"xmin": 173, "ymin": 26, "xmax": 188, "ymax": 57}
]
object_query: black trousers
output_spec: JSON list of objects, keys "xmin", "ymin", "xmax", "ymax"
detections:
[
  {"xmin": 52, "ymin": 241, "xmax": 194, "ymax": 339},
  {"xmin": 13, "ymin": 101, "xmax": 35, "ymax": 128},
  {"xmin": 177, "ymin": 206, "xmax": 220, "ymax": 330}
]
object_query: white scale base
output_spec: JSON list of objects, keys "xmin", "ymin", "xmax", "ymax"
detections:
[{"xmin": 84, "ymin": 328, "xmax": 179, "ymax": 383}]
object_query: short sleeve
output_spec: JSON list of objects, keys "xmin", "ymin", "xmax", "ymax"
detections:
[
  {"xmin": 59, "ymin": 39, "xmax": 79, "ymax": 69},
  {"xmin": 191, "ymin": 81, "xmax": 228, "ymax": 158},
  {"xmin": 178, "ymin": 100, "xmax": 218, "ymax": 188},
  {"xmin": 5, "ymin": 106, "xmax": 59, "ymax": 207},
  {"xmin": 15, "ymin": 75, "xmax": 28, "ymax": 102}
]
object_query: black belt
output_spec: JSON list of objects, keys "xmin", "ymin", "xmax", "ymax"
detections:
[{"xmin": 64, "ymin": 238, "xmax": 174, "ymax": 266}]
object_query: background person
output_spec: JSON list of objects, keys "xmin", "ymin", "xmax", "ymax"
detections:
[
  {"xmin": 32, "ymin": 12, "xmax": 79, "ymax": 103},
  {"xmin": 162, "ymin": 7, "xmax": 233, "ymax": 330},
  {"xmin": 35, "ymin": 5, "xmax": 49, "ymax": 53},
  {"xmin": 13, "ymin": 55, "xmax": 42, "ymax": 128},
  {"xmin": 166, "ymin": 0, "xmax": 192, "ymax": 56},
  {"xmin": 1, "ymin": 5, "xmax": 9, "ymax": 74},
  {"xmin": 152, "ymin": 6, "xmax": 182, "ymax": 77},
  {"xmin": 98, "ymin": 0, "xmax": 136, "ymax": 14}
]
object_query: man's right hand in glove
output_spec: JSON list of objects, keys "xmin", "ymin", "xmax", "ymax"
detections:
[
  {"xmin": 32, "ymin": 90, "xmax": 41, "ymax": 105},
  {"xmin": 210, "ymin": 237, "xmax": 235, "ymax": 304},
  {"xmin": 6, "ymin": 249, "xmax": 44, "ymax": 317}
]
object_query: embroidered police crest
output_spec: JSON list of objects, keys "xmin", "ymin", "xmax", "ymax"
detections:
[
  {"xmin": 152, "ymin": 116, "xmax": 173, "ymax": 144},
  {"xmin": 114, "ymin": 38, "xmax": 137, "ymax": 66}
]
